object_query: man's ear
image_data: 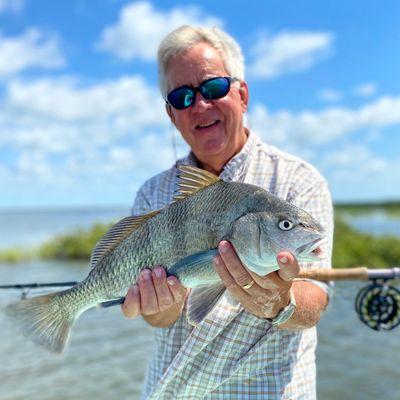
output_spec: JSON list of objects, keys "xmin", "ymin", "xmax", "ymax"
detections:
[
  {"xmin": 238, "ymin": 81, "xmax": 249, "ymax": 113},
  {"xmin": 165, "ymin": 103, "xmax": 176, "ymax": 125}
]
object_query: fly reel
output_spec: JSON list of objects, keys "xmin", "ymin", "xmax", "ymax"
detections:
[{"xmin": 355, "ymin": 282, "xmax": 400, "ymax": 331}]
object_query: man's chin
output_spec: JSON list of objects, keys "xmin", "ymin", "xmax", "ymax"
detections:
[{"xmin": 197, "ymin": 139, "xmax": 227, "ymax": 157}]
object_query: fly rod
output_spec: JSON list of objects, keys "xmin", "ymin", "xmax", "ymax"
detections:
[
  {"xmin": 2, "ymin": 267, "xmax": 400, "ymax": 331},
  {"xmin": 298, "ymin": 267, "xmax": 400, "ymax": 281}
]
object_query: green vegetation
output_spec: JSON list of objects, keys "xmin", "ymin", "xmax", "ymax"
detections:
[
  {"xmin": 1, "ymin": 217, "xmax": 399, "ymax": 269},
  {"xmin": 332, "ymin": 218, "xmax": 400, "ymax": 268},
  {"xmin": 38, "ymin": 222, "xmax": 112, "ymax": 260},
  {"xmin": 0, "ymin": 247, "xmax": 35, "ymax": 263},
  {"xmin": 335, "ymin": 201, "xmax": 400, "ymax": 215}
]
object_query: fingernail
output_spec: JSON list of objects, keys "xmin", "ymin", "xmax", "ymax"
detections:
[
  {"xmin": 142, "ymin": 270, "xmax": 152, "ymax": 281},
  {"xmin": 213, "ymin": 256, "xmax": 220, "ymax": 266},
  {"xmin": 220, "ymin": 242, "xmax": 229, "ymax": 254},
  {"xmin": 279, "ymin": 256, "xmax": 288, "ymax": 264},
  {"xmin": 154, "ymin": 267, "xmax": 163, "ymax": 278},
  {"xmin": 132, "ymin": 285, "xmax": 139, "ymax": 294},
  {"xmin": 167, "ymin": 278, "xmax": 175, "ymax": 286}
]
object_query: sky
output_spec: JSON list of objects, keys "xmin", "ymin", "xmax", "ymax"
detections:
[{"xmin": 0, "ymin": 0, "xmax": 399, "ymax": 209}]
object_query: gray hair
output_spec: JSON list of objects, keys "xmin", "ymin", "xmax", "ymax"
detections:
[{"xmin": 157, "ymin": 25, "xmax": 245, "ymax": 97}]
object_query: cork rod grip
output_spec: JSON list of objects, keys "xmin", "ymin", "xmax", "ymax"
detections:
[{"xmin": 298, "ymin": 267, "xmax": 370, "ymax": 281}]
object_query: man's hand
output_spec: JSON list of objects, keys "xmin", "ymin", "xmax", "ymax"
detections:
[
  {"xmin": 121, "ymin": 266, "xmax": 189, "ymax": 327},
  {"xmin": 214, "ymin": 240, "xmax": 328, "ymax": 328},
  {"xmin": 213, "ymin": 241, "xmax": 298, "ymax": 320}
]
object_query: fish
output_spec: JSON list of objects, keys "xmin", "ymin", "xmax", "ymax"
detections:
[{"xmin": 5, "ymin": 166, "xmax": 325, "ymax": 353}]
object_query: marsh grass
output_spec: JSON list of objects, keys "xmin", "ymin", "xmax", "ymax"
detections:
[
  {"xmin": 38, "ymin": 222, "xmax": 113, "ymax": 260},
  {"xmin": 332, "ymin": 218, "xmax": 400, "ymax": 268},
  {"xmin": 335, "ymin": 201, "xmax": 400, "ymax": 216},
  {"xmin": 0, "ymin": 247, "xmax": 36, "ymax": 263}
]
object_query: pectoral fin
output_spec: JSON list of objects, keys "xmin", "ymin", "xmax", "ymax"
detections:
[
  {"xmin": 168, "ymin": 249, "xmax": 220, "ymax": 285},
  {"xmin": 187, "ymin": 282, "xmax": 226, "ymax": 326},
  {"xmin": 168, "ymin": 249, "xmax": 225, "ymax": 325}
]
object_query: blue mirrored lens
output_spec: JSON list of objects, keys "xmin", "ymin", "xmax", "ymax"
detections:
[
  {"xmin": 201, "ymin": 77, "xmax": 230, "ymax": 99},
  {"xmin": 167, "ymin": 88, "xmax": 194, "ymax": 110}
]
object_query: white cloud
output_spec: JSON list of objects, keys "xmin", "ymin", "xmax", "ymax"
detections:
[
  {"xmin": 248, "ymin": 30, "xmax": 334, "ymax": 79},
  {"xmin": 317, "ymin": 88, "xmax": 342, "ymax": 103},
  {"xmin": 0, "ymin": 74, "xmax": 175, "ymax": 190},
  {"xmin": 0, "ymin": 0, "xmax": 23, "ymax": 13},
  {"xmin": 324, "ymin": 144, "xmax": 386, "ymax": 170},
  {"xmin": 321, "ymin": 143, "xmax": 395, "ymax": 198},
  {"xmin": 354, "ymin": 83, "xmax": 377, "ymax": 97},
  {"xmin": 16, "ymin": 151, "xmax": 53, "ymax": 183},
  {"xmin": 249, "ymin": 100, "xmax": 400, "ymax": 201},
  {"xmin": 249, "ymin": 95, "xmax": 400, "ymax": 147},
  {"xmin": 109, "ymin": 147, "xmax": 136, "ymax": 170},
  {"xmin": 6, "ymin": 75, "xmax": 166, "ymax": 125},
  {"xmin": 96, "ymin": 1, "xmax": 223, "ymax": 61},
  {"xmin": 0, "ymin": 28, "xmax": 65, "ymax": 77}
]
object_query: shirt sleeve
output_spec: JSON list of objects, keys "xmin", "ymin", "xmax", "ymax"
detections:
[
  {"xmin": 131, "ymin": 186, "xmax": 152, "ymax": 216},
  {"xmin": 292, "ymin": 178, "xmax": 334, "ymax": 297}
]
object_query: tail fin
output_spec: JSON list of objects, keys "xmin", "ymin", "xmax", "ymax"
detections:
[{"xmin": 5, "ymin": 290, "xmax": 80, "ymax": 353}]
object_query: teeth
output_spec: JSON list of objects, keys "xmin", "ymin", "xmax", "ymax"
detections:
[{"xmin": 197, "ymin": 120, "xmax": 217, "ymax": 128}]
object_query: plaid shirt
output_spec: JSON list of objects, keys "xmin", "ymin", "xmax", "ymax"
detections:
[{"xmin": 133, "ymin": 131, "xmax": 333, "ymax": 400}]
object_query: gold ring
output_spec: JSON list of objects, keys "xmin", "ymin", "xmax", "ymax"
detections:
[{"xmin": 242, "ymin": 280, "xmax": 255, "ymax": 290}]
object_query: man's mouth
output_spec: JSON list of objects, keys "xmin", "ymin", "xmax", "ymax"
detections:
[{"xmin": 195, "ymin": 120, "xmax": 219, "ymax": 129}]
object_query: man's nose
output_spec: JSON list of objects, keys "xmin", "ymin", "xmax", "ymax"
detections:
[{"xmin": 192, "ymin": 91, "xmax": 213, "ymax": 112}]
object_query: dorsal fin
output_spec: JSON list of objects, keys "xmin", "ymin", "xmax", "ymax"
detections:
[
  {"xmin": 173, "ymin": 165, "xmax": 220, "ymax": 202},
  {"xmin": 89, "ymin": 210, "xmax": 159, "ymax": 269}
]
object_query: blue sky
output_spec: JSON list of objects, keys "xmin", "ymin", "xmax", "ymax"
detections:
[{"xmin": 0, "ymin": 0, "xmax": 399, "ymax": 209}]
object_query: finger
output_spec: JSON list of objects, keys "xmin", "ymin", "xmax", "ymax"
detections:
[
  {"xmin": 152, "ymin": 267, "xmax": 174, "ymax": 312},
  {"xmin": 166, "ymin": 275, "xmax": 190, "ymax": 303},
  {"xmin": 138, "ymin": 269, "xmax": 159, "ymax": 315},
  {"xmin": 277, "ymin": 252, "xmax": 299, "ymax": 282},
  {"xmin": 218, "ymin": 241, "xmax": 256, "ymax": 290},
  {"xmin": 214, "ymin": 255, "xmax": 267, "ymax": 315},
  {"xmin": 121, "ymin": 285, "xmax": 140, "ymax": 319},
  {"xmin": 213, "ymin": 254, "xmax": 251, "ymax": 300}
]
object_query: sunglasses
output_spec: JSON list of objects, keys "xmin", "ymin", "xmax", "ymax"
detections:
[{"xmin": 166, "ymin": 76, "xmax": 238, "ymax": 110}]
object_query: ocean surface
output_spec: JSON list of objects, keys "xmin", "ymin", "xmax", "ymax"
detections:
[{"xmin": 0, "ymin": 208, "xmax": 399, "ymax": 400}]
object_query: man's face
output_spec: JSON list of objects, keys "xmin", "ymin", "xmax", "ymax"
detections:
[{"xmin": 165, "ymin": 42, "xmax": 249, "ymax": 172}]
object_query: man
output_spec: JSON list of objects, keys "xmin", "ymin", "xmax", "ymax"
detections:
[{"xmin": 122, "ymin": 25, "xmax": 333, "ymax": 399}]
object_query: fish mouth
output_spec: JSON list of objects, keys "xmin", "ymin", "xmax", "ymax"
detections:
[{"xmin": 296, "ymin": 237, "xmax": 327, "ymax": 260}]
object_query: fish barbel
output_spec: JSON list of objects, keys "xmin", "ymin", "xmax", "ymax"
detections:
[{"xmin": 5, "ymin": 166, "xmax": 326, "ymax": 353}]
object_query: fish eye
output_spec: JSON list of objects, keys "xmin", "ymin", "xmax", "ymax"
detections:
[{"xmin": 278, "ymin": 219, "xmax": 294, "ymax": 231}]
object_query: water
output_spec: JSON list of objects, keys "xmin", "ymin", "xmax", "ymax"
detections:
[
  {"xmin": 0, "ymin": 260, "xmax": 151, "ymax": 400},
  {"xmin": 341, "ymin": 211, "xmax": 400, "ymax": 237},
  {"xmin": 0, "ymin": 209, "xmax": 399, "ymax": 400}
]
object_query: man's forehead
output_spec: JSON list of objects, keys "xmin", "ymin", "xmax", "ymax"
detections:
[
  {"xmin": 201, "ymin": 44, "xmax": 220, "ymax": 60},
  {"xmin": 166, "ymin": 43, "xmax": 227, "ymax": 89}
]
